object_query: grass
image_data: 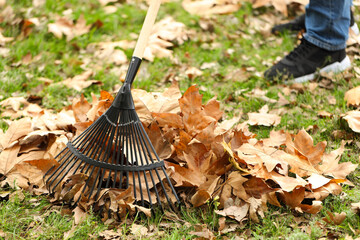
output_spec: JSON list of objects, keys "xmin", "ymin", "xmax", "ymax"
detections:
[{"xmin": 0, "ymin": 0, "xmax": 359, "ymax": 239}]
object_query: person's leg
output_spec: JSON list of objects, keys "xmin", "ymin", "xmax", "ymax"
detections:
[
  {"xmin": 265, "ymin": 0, "xmax": 352, "ymax": 83},
  {"xmin": 304, "ymin": 0, "xmax": 351, "ymax": 51},
  {"xmin": 271, "ymin": 9, "xmax": 358, "ymax": 35}
]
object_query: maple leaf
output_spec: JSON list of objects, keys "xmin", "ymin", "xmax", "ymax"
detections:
[
  {"xmin": 286, "ymin": 129, "xmax": 326, "ymax": 167},
  {"xmin": 318, "ymin": 141, "xmax": 358, "ymax": 179}
]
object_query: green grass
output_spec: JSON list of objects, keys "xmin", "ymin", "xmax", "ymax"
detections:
[{"xmin": 0, "ymin": 0, "xmax": 360, "ymax": 239}]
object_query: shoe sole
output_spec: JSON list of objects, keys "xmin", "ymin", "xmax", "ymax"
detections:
[
  {"xmin": 351, "ymin": 22, "xmax": 360, "ymax": 36},
  {"xmin": 292, "ymin": 55, "xmax": 351, "ymax": 83}
]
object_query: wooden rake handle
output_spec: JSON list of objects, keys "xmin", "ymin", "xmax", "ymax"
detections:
[{"xmin": 133, "ymin": 0, "xmax": 161, "ymax": 59}]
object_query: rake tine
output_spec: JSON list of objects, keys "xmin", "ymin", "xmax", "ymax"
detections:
[
  {"xmin": 81, "ymin": 124, "xmax": 111, "ymax": 174},
  {"xmin": 73, "ymin": 164, "xmax": 97, "ymax": 206},
  {"xmin": 131, "ymin": 121, "xmax": 152, "ymax": 207},
  {"xmin": 113, "ymin": 114, "xmax": 122, "ymax": 188},
  {"xmin": 138, "ymin": 121, "xmax": 179, "ymax": 208},
  {"xmin": 93, "ymin": 112, "xmax": 120, "ymax": 200},
  {"xmin": 133, "ymin": 121, "xmax": 158, "ymax": 207}
]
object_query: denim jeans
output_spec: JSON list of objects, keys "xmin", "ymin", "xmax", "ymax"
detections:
[{"xmin": 304, "ymin": 0, "xmax": 352, "ymax": 51}]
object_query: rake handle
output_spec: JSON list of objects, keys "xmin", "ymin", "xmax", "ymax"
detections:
[
  {"xmin": 113, "ymin": 0, "xmax": 161, "ymax": 109},
  {"xmin": 133, "ymin": 0, "xmax": 161, "ymax": 59}
]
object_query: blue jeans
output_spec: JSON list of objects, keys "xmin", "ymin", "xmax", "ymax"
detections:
[{"xmin": 304, "ymin": 0, "xmax": 352, "ymax": 51}]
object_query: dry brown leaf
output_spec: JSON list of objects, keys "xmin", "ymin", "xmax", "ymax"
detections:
[
  {"xmin": 0, "ymin": 118, "xmax": 32, "ymax": 149},
  {"xmin": 86, "ymin": 41, "xmax": 132, "ymax": 65},
  {"xmin": 215, "ymin": 203, "xmax": 249, "ymax": 222},
  {"xmin": 342, "ymin": 111, "xmax": 360, "ymax": 133},
  {"xmin": 351, "ymin": 202, "xmax": 360, "ymax": 215},
  {"xmin": 247, "ymin": 105, "xmax": 281, "ymax": 127},
  {"xmin": 0, "ymin": 97, "xmax": 29, "ymax": 112},
  {"xmin": 0, "ymin": 31, "xmax": 14, "ymax": 44},
  {"xmin": 252, "ymin": 0, "xmax": 308, "ymax": 16},
  {"xmin": 33, "ymin": 0, "xmax": 46, "ymax": 7},
  {"xmin": 290, "ymin": 129, "xmax": 326, "ymax": 166},
  {"xmin": 133, "ymin": 81, "xmax": 181, "ymax": 114},
  {"xmin": 143, "ymin": 17, "xmax": 192, "ymax": 61},
  {"xmin": 58, "ymin": 70, "xmax": 102, "ymax": 92},
  {"xmin": 48, "ymin": 14, "xmax": 91, "ymax": 41},
  {"xmin": 299, "ymin": 201, "xmax": 323, "ymax": 214},
  {"xmin": 189, "ymin": 224, "xmax": 215, "ymax": 240},
  {"xmin": 182, "ymin": 0, "xmax": 240, "ymax": 16},
  {"xmin": 306, "ymin": 174, "xmax": 331, "ymax": 189},
  {"xmin": 327, "ymin": 95, "xmax": 337, "ymax": 105},
  {"xmin": 0, "ymin": 145, "xmax": 20, "ymax": 175},
  {"xmin": 73, "ymin": 206, "xmax": 88, "ymax": 225},
  {"xmin": 98, "ymin": 0, "xmax": 117, "ymax": 5},
  {"xmin": 322, "ymin": 211, "xmax": 347, "ymax": 225},
  {"xmin": 130, "ymin": 224, "xmax": 148, "ymax": 237},
  {"xmin": 191, "ymin": 176, "xmax": 220, "ymax": 207},
  {"xmin": 185, "ymin": 66, "xmax": 203, "ymax": 79},
  {"xmin": 280, "ymin": 187, "xmax": 305, "ymax": 209},
  {"xmin": 317, "ymin": 110, "xmax": 333, "ymax": 118},
  {"xmin": 262, "ymin": 130, "xmax": 286, "ymax": 147}
]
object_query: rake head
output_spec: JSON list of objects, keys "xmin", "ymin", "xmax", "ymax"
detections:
[{"xmin": 44, "ymin": 57, "xmax": 180, "ymax": 212}]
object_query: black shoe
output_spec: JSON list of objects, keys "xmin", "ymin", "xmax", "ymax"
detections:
[
  {"xmin": 271, "ymin": 14, "xmax": 305, "ymax": 34},
  {"xmin": 271, "ymin": 10, "xmax": 358, "ymax": 35},
  {"xmin": 264, "ymin": 38, "xmax": 351, "ymax": 83}
]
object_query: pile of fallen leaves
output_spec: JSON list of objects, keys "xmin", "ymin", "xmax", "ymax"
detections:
[{"xmin": 0, "ymin": 81, "xmax": 358, "ymax": 225}]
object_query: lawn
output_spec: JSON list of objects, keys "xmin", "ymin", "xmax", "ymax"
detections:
[{"xmin": 0, "ymin": 0, "xmax": 360, "ymax": 239}]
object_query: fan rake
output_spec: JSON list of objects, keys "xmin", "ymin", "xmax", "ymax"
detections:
[{"xmin": 44, "ymin": 0, "xmax": 180, "ymax": 211}]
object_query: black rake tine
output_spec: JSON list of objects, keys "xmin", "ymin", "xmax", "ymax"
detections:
[
  {"xmin": 127, "ymin": 114, "xmax": 144, "ymax": 205},
  {"xmin": 117, "ymin": 112, "xmax": 127, "ymax": 189},
  {"xmin": 94, "ymin": 111, "xmax": 120, "ymax": 200},
  {"xmin": 134, "ymin": 121, "xmax": 161, "ymax": 208},
  {"xmin": 124, "ymin": 112, "xmax": 131, "ymax": 190},
  {"xmin": 131, "ymin": 120, "xmax": 152, "ymax": 207},
  {"xmin": 82, "ymin": 119, "xmax": 112, "ymax": 174},
  {"xmin": 138, "ymin": 121, "xmax": 180, "ymax": 204},
  {"xmin": 80, "ymin": 117, "xmax": 115, "ymax": 201},
  {"xmin": 73, "ymin": 164, "xmax": 97, "ymax": 206}
]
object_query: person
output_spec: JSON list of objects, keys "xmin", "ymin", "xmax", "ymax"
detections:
[
  {"xmin": 271, "ymin": 9, "xmax": 359, "ymax": 36},
  {"xmin": 264, "ymin": 0, "xmax": 355, "ymax": 83}
]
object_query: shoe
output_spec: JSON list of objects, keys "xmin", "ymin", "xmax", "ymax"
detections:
[
  {"xmin": 271, "ymin": 10, "xmax": 359, "ymax": 35},
  {"xmin": 264, "ymin": 38, "xmax": 351, "ymax": 83},
  {"xmin": 271, "ymin": 14, "xmax": 305, "ymax": 34}
]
